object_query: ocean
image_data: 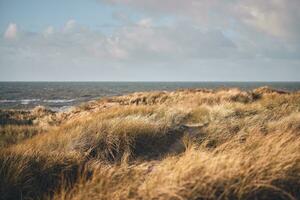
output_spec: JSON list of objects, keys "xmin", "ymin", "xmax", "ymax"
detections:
[{"xmin": 0, "ymin": 82, "xmax": 299, "ymax": 110}]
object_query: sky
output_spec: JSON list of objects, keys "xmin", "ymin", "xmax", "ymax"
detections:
[{"xmin": 0, "ymin": 0, "xmax": 299, "ymax": 81}]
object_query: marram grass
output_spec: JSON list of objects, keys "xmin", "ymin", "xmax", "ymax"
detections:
[{"xmin": 0, "ymin": 87, "xmax": 299, "ymax": 200}]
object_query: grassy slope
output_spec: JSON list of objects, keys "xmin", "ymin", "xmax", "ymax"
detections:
[{"xmin": 0, "ymin": 87, "xmax": 299, "ymax": 200}]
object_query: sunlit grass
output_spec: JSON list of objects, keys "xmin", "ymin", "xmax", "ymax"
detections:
[{"xmin": 0, "ymin": 87, "xmax": 299, "ymax": 200}]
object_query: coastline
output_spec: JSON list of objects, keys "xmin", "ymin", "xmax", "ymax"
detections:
[{"xmin": 1, "ymin": 81, "xmax": 300, "ymax": 110}]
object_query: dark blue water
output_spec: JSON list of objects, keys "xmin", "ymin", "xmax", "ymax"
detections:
[{"xmin": 0, "ymin": 82, "xmax": 299, "ymax": 110}]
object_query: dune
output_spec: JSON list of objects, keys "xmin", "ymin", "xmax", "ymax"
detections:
[{"xmin": 0, "ymin": 87, "xmax": 299, "ymax": 200}]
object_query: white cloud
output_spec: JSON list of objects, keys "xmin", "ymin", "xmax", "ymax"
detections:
[
  {"xmin": 235, "ymin": 0, "xmax": 300, "ymax": 40},
  {"xmin": 43, "ymin": 26, "xmax": 54, "ymax": 37},
  {"xmin": 101, "ymin": 0, "xmax": 300, "ymax": 41},
  {"xmin": 137, "ymin": 18, "xmax": 153, "ymax": 27},
  {"xmin": 0, "ymin": 17, "xmax": 298, "ymax": 66},
  {"xmin": 1, "ymin": 2, "xmax": 300, "ymax": 81},
  {"xmin": 4, "ymin": 23, "xmax": 18, "ymax": 40},
  {"xmin": 63, "ymin": 19, "xmax": 77, "ymax": 33}
]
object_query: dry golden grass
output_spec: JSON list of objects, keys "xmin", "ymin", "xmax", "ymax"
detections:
[{"xmin": 0, "ymin": 87, "xmax": 299, "ymax": 200}]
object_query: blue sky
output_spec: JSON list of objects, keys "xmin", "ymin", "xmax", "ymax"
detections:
[
  {"xmin": 0, "ymin": 0, "xmax": 123, "ymax": 32},
  {"xmin": 0, "ymin": 0, "xmax": 299, "ymax": 81}
]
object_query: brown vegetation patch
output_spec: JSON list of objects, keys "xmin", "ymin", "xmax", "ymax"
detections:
[{"xmin": 0, "ymin": 87, "xmax": 299, "ymax": 200}]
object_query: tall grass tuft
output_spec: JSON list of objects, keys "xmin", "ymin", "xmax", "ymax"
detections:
[{"xmin": 0, "ymin": 87, "xmax": 299, "ymax": 200}]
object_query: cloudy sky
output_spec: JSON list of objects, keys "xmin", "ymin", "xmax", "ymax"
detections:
[{"xmin": 0, "ymin": 0, "xmax": 299, "ymax": 81}]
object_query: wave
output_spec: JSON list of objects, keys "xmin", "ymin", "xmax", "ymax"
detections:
[
  {"xmin": 0, "ymin": 99, "xmax": 76, "ymax": 104},
  {"xmin": 0, "ymin": 100, "xmax": 18, "ymax": 103},
  {"xmin": 42, "ymin": 99, "xmax": 76, "ymax": 103},
  {"xmin": 0, "ymin": 99, "xmax": 41, "ymax": 104},
  {"xmin": 20, "ymin": 99, "xmax": 41, "ymax": 105}
]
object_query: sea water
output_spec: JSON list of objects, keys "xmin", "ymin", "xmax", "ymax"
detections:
[{"xmin": 0, "ymin": 82, "xmax": 299, "ymax": 110}]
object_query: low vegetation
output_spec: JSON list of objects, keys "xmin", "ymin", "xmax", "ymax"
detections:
[{"xmin": 0, "ymin": 87, "xmax": 299, "ymax": 200}]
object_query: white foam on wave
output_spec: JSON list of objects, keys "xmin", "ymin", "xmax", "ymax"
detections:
[
  {"xmin": 20, "ymin": 99, "xmax": 41, "ymax": 105},
  {"xmin": 43, "ymin": 99, "xmax": 76, "ymax": 103},
  {"xmin": 0, "ymin": 99, "xmax": 41, "ymax": 104},
  {"xmin": 0, "ymin": 100, "xmax": 18, "ymax": 103},
  {"xmin": 0, "ymin": 99, "xmax": 76, "ymax": 105}
]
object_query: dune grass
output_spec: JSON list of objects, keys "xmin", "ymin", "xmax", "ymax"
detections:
[{"xmin": 0, "ymin": 87, "xmax": 299, "ymax": 200}]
